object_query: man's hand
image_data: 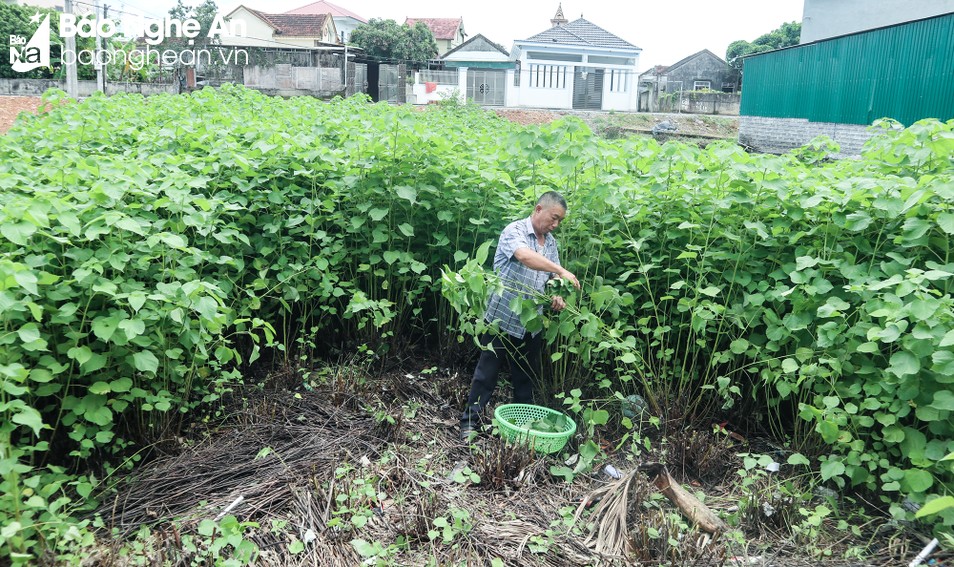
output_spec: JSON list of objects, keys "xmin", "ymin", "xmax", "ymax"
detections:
[
  {"xmin": 559, "ymin": 268, "xmax": 581, "ymax": 289},
  {"xmin": 551, "ymin": 295, "xmax": 567, "ymax": 311}
]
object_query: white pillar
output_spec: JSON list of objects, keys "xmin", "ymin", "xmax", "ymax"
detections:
[{"xmin": 457, "ymin": 66, "xmax": 467, "ymax": 104}]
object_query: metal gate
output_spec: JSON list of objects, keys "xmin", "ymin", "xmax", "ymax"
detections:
[
  {"xmin": 572, "ymin": 67, "xmax": 604, "ymax": 110},
  {"xmin": 466, "ymin": 70, "xmax": 506, "ymax": 106},
  {"xmin": 378, "ymin": 64, "xmax": 406, "ymax": 104}
]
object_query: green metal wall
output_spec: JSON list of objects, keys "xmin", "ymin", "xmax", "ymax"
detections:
[{"xmin": 741, "ymin": 12, "xmax": 954, "ymax": 125}]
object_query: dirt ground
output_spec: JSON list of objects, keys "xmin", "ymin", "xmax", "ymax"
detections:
[
  {"xmin": 494, "ymin": 107, "xmax": 739, "ymax": 142},
  {"xmin": 86, "ymin": 359, "xmax": 941, "ymax": 566},
  {"xmin": 0, "ymin": 95, "xmax": 43, "ymax": 134}
]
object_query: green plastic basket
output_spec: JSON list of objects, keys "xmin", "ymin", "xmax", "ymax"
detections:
[{"xmin": 494, "ymin": 403, "xmax": 576, "ymax": 454}]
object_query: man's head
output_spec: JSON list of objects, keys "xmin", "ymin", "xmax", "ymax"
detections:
[{"xmin": 531, "ymin": 191, "xmax": 567, "ymax": 236}]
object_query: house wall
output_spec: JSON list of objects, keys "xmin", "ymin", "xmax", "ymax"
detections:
[
  {"xmin": 335, "ymin": 17, "xmax": 362, "ymax": 41},
  {"xmin": 507, "ymin": 48, "xmax": 640, "ymax": 110},
  {"xmin": 436, "ymin": 39, "xmax": 453, "ymax": 56},
  {"xmin": 602, "ymin": 73, "xmax": 637, "ymax": 112},
  {"xmin": 508, "ymin": 66, "xmax": 573, "ymax": 108},
  {"xmin": 664, "ymin": 55, "xmax": 735, "ymax": 93},
  {"xmin": 220, "ymin": 8, "xmax": 280, "ymax": 48},
  {"xmin": 801, "ymin": 0, "xmax": 954, "ymax": 43},
  {"xmin": 739, "ymin": 115, "xmax": 874, "ymax": 158}
]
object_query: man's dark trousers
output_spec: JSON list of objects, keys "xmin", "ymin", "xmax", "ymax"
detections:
[{"xmin": 460, "ymin": 332, "xmax": 542, "ymax": 429}]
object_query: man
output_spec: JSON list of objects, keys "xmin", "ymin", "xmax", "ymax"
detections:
[{"xmin": 460, "ymin": 191, "xmax": 580, "ymax": 440}]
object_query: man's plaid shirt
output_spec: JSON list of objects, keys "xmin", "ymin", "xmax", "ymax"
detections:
[{"xmin": 484, "ymin": 216, "xmax": 561, "ymax": 339}]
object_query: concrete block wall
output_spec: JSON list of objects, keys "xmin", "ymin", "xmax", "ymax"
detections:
[
  {"xmin": 739, "ymin": 116, "xmax": 875, "ymax": 158},
  {"xmin": 0, "ymin": 78, "xmax": 175, "ymax": 97}
]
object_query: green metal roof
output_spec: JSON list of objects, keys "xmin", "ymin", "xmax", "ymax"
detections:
[{"xmin": 740, "ymin": 12, "xmax": 954, "ymax": 125}]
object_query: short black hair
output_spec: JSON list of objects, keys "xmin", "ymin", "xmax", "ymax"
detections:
[{"xmin": 537, "ymin": 191, "xmax": 567, "ymax": 211}]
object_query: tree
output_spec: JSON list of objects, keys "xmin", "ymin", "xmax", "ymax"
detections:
[
  {"xmin": 726, "ymin": 21, "xmax": 801, "ymax": 70},
  {"xmin": 349, "ymin": 18, "xmax": 437, "ymax": 63}
]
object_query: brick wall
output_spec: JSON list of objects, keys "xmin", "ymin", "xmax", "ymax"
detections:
[{"xmin": 738, "ymin": 116, "xmax": 875, "ymax": 158}]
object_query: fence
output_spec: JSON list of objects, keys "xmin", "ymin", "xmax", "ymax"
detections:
[
  {"xmin": 0, "ymin": 78, "xmax": 176, "ymax": 97},
  {"xmin": 658, "ymin": 91, "xmax": 741, "ymax": 115},
  {"xmin": 418, "ymin": 70, "xmax": 458, "ymax": 86}
]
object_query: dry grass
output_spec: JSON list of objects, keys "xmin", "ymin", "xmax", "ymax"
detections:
[{"xmin": 82, "ymin": 362, "xmax": 940, "ymax": 566}]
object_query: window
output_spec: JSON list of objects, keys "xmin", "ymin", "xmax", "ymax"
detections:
[
  {"xmin": 527, "ymin": 51, "xmax": 582, "ymax": 62},
  {"xmin": 529, "ymin": 64, "xmax": 567, "ymax": 88},
  {"xmin": 587, "ymin": 55, "xmax": 634, "ymax": 66},
  {"xmin": 608, "ymin": 69, "xmax": 628, "ymax": 93},
  {"xmin": 514, "ymin": 61, "xmax": 520, "ymax": 86},
  {"xmin": 693, "ymin": 80, "xmax": 711, "ymax": 90}
]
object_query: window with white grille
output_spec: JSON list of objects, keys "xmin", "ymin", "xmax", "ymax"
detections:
[
  {"xmin": 529, "ymin": 64, "xmax": 567, "ymax": 89},
  {"xmin": 608, "ymin": 70, "xmax": 628, "ymax": 93},
  {"xmin": 693, "ymin": 80, "xmax": 711, "ymax": 90}
]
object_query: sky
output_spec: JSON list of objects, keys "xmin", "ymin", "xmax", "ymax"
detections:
[{"xmin": 108, "ymin": 0, "xmax": 806, "ymax": 71}]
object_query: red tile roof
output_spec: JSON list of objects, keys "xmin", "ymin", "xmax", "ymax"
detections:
[
  {"xmin": 285, "ymin": 0, "xmax": 366, "ymax": 22},
  {"xmin": 248, "ymin": 9, "xmax": 332, "ymax": 37},
  {"xmin": 404, "ymin": 17, "xmax": 462, "ymax": 40}
]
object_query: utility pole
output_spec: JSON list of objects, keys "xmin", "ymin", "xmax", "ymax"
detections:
[
  {"xmin": 93, "ymin": 0, "xmax": 104, "ymax": 92},
  {"xmin": 63, "ymin": 0, "xmax": 78, "ymax": 98}
]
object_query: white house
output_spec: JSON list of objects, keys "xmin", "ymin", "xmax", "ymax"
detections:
[
  {"xmin": 284, "ymin": 0, "xmax": 367, "ymax": 42},
  {"xmin": 507, "ymin": 10, "xmax": 641, "ymax": 111},
  {"xmin": 405, "ymin": 18, "xmax": 466, "ymax": 56},
  {"xmin": 220, "ymin": 6, "xmax": 338, "ymax": 49}
]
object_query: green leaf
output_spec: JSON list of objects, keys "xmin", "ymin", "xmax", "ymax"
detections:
[
  {"xmin": 796, "ymin": 256, "xmax": 818, "ymax": 270},
  {"xmin": 929, "ymin": 390, "xmax": 954, "ymax": 411},
  {"xmin": 903, "ymin": 469, "xmax": 933, "ymax": 492},
  {"xmin": 351, "ymin": 538, "xmax": 376, "ymax": 557},
  {"xmin": 110, "ymin": 377, "xmax": 133, "ymax": 393},
  {"xmin": 89, "ymin": 381, "xmax": 111, "ymax": 395},
  {"xmin": 820, "ymin": 459, "xmax": 845, "ymax": 481},
  {"xmin": 937, "ymin": 213, "xmax": 954, "ymax": 235},
  {"xmin": 729, "ymin": 338, "xmax": 749, "ymax": 354},
  {"xmin": 14, "ymin": 270, "xmax": 38, "ymax": 295},
  {"xmin": 12, "ymin": 405, "xmax": 45, "ymax": 436},
  {"xmin": 91, "ymin": 316, "xmax": 120, "ymax": 342},
  {"xmin": 68, "ymin": 346, "xmax": 93, "ymax": 365},
  {"xmin": 17, "ymin": 323, "xmax": 41, "ymax": 343},
  {"xmin": 383, "ymin": 251, "xmax": 400, "ymax": 264},
  {"xmin": 132, "ymin": 351, "xmax": 159, "ymax": 374},
  {"xmin": 128, "ymin": 292, "xmax": 147, "ymax": 313},
  {"xmin": 118, "ymin": 318, "xmax": 146, "ymax": 340},
  {"xmin": 782, "ymin": 358, "xmax": 798, "ymax": 373},
  {"xmin": 368, "ymin": 207, "xmax": 389, "ymax": 221},
  {"xmin": 787, "ymin": 453, "xmax": 810, "ymax": 466},
  {"xmin": 1, "ymin": 221, "xmax": 36, "ymax": 245},
  {"xmin": 940, "ymin": 330, "xmax": 954, "ymax": 348},
  {"xmin": 398, "ymin": 223, "xmax": 414, "ymax": 237},
  {"xmin": 888, "ymin": 351, "xmax": 920, "ymax": 378},
  {"xmin": 289, "ymin": 540, "xmax": 305, "ymax": 554},
  {"xmin": 916, "ymin": 496, "xmax": 954, "ymax": 518},
  {"xmin": 85, "ymin": 405, "xmax": 113, "ymax": 426},
  {"xmin": 395, "ymin": 186, "xmax": 417, "ymax": 204}
]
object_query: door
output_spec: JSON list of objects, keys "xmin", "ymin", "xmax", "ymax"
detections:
[
  {"xmin": 572, "ymin": 67, "xmax": 604, "ymax": 110},
  {"xmin": 366, "ymin": 62, "xmax": 380, "ymax": 101},
  {"xmin": 379, "ymin": 64, "xmax": 400, "ymax": 104},
  {"xmin": 466, "ymin": 70, "xmax": 506, "ymax": 106}
]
